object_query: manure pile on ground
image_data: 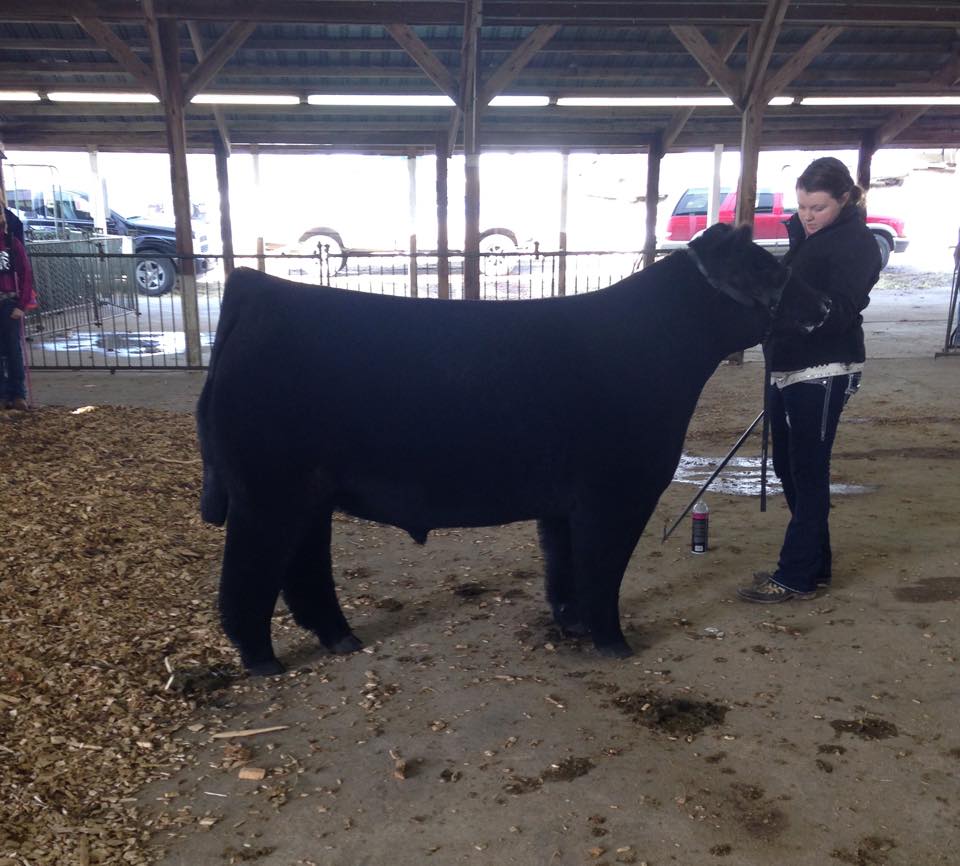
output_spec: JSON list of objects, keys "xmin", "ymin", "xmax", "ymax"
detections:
[{"xmin": 0, "ymin": 406, "xmax": 233, "ymax": 865}]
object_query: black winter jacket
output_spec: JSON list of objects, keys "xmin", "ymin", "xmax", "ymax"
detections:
[{"xmin": 764, "ymin": 204, "xmax": 881, "ymax": 371}]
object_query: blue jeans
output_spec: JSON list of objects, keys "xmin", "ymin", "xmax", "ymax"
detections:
[
  {"xmin": 768, "ymin": 374, "xmax": 858, "ymax": 593},
  {"xmin": 0, "ymin": 299, "xmax": 26, "ymax": 401}
]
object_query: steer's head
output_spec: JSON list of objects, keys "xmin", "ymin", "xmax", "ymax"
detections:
[{"xmin": 687, "ymin": 223, "xmax": 830, "ymax": 335}]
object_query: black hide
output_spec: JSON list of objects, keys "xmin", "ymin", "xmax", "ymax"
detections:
[{"xmin": 197, "ymin": 223, "xmax": 825, "ymax": 674}]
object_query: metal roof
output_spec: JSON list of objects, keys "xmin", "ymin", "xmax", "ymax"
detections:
[{"xmin": 0, "ymin": 1, "xmax": 958, "ymax": 154}]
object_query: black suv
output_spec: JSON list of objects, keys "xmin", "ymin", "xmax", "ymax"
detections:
[{"xmin": 9, "ymin": 187, "xmax": 210, "ymax": 296}]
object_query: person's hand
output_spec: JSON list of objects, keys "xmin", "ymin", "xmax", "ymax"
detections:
[{"xmin": 10, "ymin": 307, "xmax": 24, "ymax": 320}]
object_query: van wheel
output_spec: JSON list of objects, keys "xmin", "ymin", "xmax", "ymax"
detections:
[
  {"xmin": 136, "ymin": 255, "xmax": 176, "ymax": 296},
  {"xmin": 873, "ymin": 233, "xmax": 891, "ymax": 270}
]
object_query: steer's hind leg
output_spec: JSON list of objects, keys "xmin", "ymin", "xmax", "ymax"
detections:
[
  {"xmin": 538, "ymin": 516, "xmax": 586, "ymax": 637},
  {"xmin": 280, "ymin": 511, "xmax": 362, "ymax": 655},
  {"xmin": 219, "ymin": 506, "xmax": 288, "ymax": 676},
  {"xmin": 569, "ymin": 506, "xmax": 648, "ymax": 659}
]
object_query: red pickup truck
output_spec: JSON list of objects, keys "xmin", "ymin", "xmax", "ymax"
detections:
[{"xmin": 661, "ymin": 187, "xmax": 908, "ymax": 268}]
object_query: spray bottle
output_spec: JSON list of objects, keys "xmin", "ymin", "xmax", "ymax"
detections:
[{"xmin": 691, "ymin": 499, "xmax": 709, "ymax": 554}]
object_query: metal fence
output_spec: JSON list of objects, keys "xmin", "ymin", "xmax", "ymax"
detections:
[{"xmin": 21, "ymin": 247, "xmax": 644, "ymax": 370}]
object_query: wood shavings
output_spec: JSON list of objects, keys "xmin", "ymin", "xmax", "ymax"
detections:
[{"xmin": 0, "ymin": 407, "xmax": 235, "ymax": 865}]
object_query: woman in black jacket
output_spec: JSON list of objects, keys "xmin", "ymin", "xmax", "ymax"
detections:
[{"xmin": 738, "ymin": 157, "xmax": 882, "ymax": 603}]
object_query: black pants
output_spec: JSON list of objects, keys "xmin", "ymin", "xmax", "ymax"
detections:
[
  {"xmin": 768, "ymin": 374, "xmax": 858, "ymax": 593},
  {"xmin": 0, "ymin": 298, "xmax": 26, "ymax": 401}
]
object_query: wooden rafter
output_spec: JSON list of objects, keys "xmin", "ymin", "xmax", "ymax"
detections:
[
  {"xmin": 740, "ymin": 0, "xmax": 788, "ymax": 104},
  {"xmin": 73, "ymin": 11, "xmax": 159, "ymax": 95},
  {"xmin": 183, "ymin": 21, "xmax": 257, "ymax": 102},
  {"xmin": 478, "ymin": 24, "xmax": 561, "ymax": 105},
  {"xmin": 662, "ymin": 28, "xmax": 744, "ymax": 150},
  {"xmin": 760, "ymin": 25, "xmax": 843, "ymax": 101},
  {"xmin": 186, "ymin": 21, "xmax": 233, "ymax": 155},
  {"xmin": 876, "ymin": 48, "xmax": 960, "ymax": 146},
  {"xmin": 670, "ymin": 25, "xmax": 743, "ymax": 103},
  {"xmin": 385, "ymin": 23, "xmax": 459, "ymax": 101}
]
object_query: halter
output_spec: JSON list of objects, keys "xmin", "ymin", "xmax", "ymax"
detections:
[{"xmin": 684, "ymin": 245, "xmax": 791, "ymax": 319}]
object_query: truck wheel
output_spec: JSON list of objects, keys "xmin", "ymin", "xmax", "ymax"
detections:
[
  {"xmin": 479, "ymin": 229, "xmax": 519, "ymax": 275},
  {"xmin": 136, "ymin": 254, "xmax": 176, "ymax": 296},
  {"xmin": 297, "ymin": 229, "xmax": 347, "ymax": 274},
  {"xmin": 873, "ymin": 232, "xmax": 891, "ymax": 270}
]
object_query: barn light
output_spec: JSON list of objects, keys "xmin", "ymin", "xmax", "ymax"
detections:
[
  {"xmin": 767, "ymin": 96, "xmax": 795, "ymax": 106},
  {"xmin": 192, "ymin": 93, "xmax": 301, "ymax": 105},
  {"xmin": 557, "ymin": 96, "xmax": 734, "ymax": 107},
  {"xmin": 488, "ymin": 95, "xmax": 550, "ymax": 107},
  {"xmin": 47, "ymin": 92, "xmax": 159, "ymax": 103},
  {"xmin": 800, "ymin": 95, "xmax": 960, "ymax": 106},
  {"xmin": 0, "ymin": 91, "xmax": 41, "ymax": 102},
  {"xmin": 307, "ymin": 94, "xmax": 456, "ymax": 107}
]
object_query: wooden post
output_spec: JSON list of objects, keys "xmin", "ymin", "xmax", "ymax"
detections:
[
  {"xmin": 213, "ymin": 130, "xmax": 235, "ymax": 278},
  {"xmin": 251, "ymin": 144, "xmax": 265, "ymax": 272},
  {"xmin": 462, "ymin": 0, "xmax": 481, "ymax": 300},
  {"xmin": 708, "ymin": 143, "xmax": 724, "ymax": 225},
  {"xmin": 157, "ymin": 18, "xmax": 201, "ymax": 367},
  {"xmin": 407, "ymin": 154, "xmax": 418, "ymax": 298},
  {"xmin": 87, "ymin": 147, "xmax": 107, "ymax": 234},
  {"xmin": 857, "ymin": 130, "xmax": 876, "ymax": 192},
  {"xmin": 642, "ymin": 133, "xmax": 664, "ymax": 269},
  {"xmin": 735, "ymin": 99, "xmax": 763, "ymax": 229},
  {"xmin": 435, "ymin": 135, "xmax": 450, "ymax": 300},
  {"xmin": 558, "ymin": 151, "xmax": 568, "ymax": 296}
]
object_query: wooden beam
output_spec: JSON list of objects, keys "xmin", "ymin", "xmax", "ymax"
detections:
[
  {"xmin": 213, "ymin": 130, "xmax": 235, "ymax": 276},
  {"xmin": 760, "ymin": 25, "xmax": 843, "ymax": 102},
  {"xmin": 478, "ymin": 24, "xmax": 561, "ymax": 106},
  {"xmin": 385, "ymin": 23, "xmax": 459, "ymax": 101},
  {"xmin": 642, "ymin": 132, "xmax": 664, "ymax": 269},
  {"xmin": 670, "ymin": 25, "xmax": 743, "ymax": 104},
  {"xmin": 662, "ymin": 27, "xmax": 744, "ymax": 150},
  {"xmin": 73, "ymin": 13, "xmax": 159, "ymax": 95},
  {"xmin": 740, "ymin": 0, "xmax": 789, "ymax": 105},
  {"xmin": 875, "ymin": 48, "xmax": 960, "ymax": 146},
  {"xmin": 187, "ymin": 21, "xmax": 233, "ymax": 154},
  {"xmin": 6, "ymin": 1, "xmax": 960, "ymax": 27},
  {"xmin": 183, "ymin": 21, "xmax": 257, "ymax": 102}
]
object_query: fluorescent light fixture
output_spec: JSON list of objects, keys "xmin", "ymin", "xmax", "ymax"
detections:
[
  {"xmin": 0, "ymin": 91, "xmax": 41, "ymax": 102},
  {"xmin": 47, "ymin": 91, "xmax": 159, "ymax": 103},
  {"xmin": 801, "ymin": 95, "xmax": 960, "ymax": 106},
  {"xmin": 192, "ymin": 93, "xmax": 300, "ymax": 105},
  {"xmin": 308, "ymin": 94, "xmax": 455, "ymax": 107},
  {"xmin": 488, "ymin": 95, "xmax": 550, "ymax": 107},
  {"xmin": 557, "ymin": 96, "xmax": 734, "ymax": 107},
  {"xmin": 767, "ymin": 96, "xmax": 794, "ymax": 106}
]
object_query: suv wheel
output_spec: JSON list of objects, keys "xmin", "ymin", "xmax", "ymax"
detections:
[{"xmin": 136, "ymin": 254, "xmax": 176, "ymax": 296}]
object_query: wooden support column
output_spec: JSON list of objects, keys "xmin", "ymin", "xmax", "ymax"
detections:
[
  {"xmin": 87, "ymin": 146, "xmax": 107, "ymax": 234},
  {"xmin": 558, "ymin": 151, "xmax": 569, "ymax": 296},
  {"xmin": 251, "ymin": 145, "xmax": 265, "ymax": 271},
  {"xmin": 435, "ymin": 135, "xmax": 450, "ymax": 300},
  {"xmin": 709, "ymin": 143, "xmax": 724, "ymax": 225},
  {"xmin": 857, "ymin": 130, "xmax": 876, "ymax": 192},
  {"xmin": 642, "ymin": 133, "xmax": 664, "ymax": 269},
  {"xmin": 213, "ymin": 131, "xmax": 234, "ymax": 277},
  {"xmin": 461, "ymin": 0, "xmax": 481, "ymax": 301},
  {"xmin": 153, "ymin": 15, "xmax": 201, "ymax": 367},
  {"xmin": 407, "ymin": 154, "xmax": 419, "ymax": 299},
  {"xmin": 735, "ymin": 99, "xmax": 764, "ymax": 229}
]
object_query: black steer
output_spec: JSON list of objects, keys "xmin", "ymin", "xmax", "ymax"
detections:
[{"xmin": 197, "ymin": 223, "xmax": 829, "ymax": 675}]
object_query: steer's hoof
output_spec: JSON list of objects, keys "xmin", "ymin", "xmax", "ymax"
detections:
[
  {"xmin": 245, "ymin": 658, "xmax": 285, "ymax": 677},
  {"xmin": 326, "ymin": 632, "xmax": 363, "ymax": 655},
  {"xmin": 595, "ymin": 639, "xmax": 634, "ymax": 659}
]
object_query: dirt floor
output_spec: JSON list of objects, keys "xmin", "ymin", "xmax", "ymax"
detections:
[{"xmin": 3, "ymin": 266, "xmax": 959, "ymax": 866}]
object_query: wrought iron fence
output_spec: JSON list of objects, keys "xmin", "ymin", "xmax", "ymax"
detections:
[{"xmin": 21, "ymin": 247, "xmax": 645, "ymax": 370}]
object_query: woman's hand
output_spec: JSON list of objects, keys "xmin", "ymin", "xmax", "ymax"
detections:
[{"xmin": 10, "ymin": 307, "xmax": 24, "ymax": 320}]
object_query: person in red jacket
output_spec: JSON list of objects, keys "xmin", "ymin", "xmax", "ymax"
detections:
[{"xmin": 0, "ymin": 206, "xmax": 36, "ymax": 410}]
